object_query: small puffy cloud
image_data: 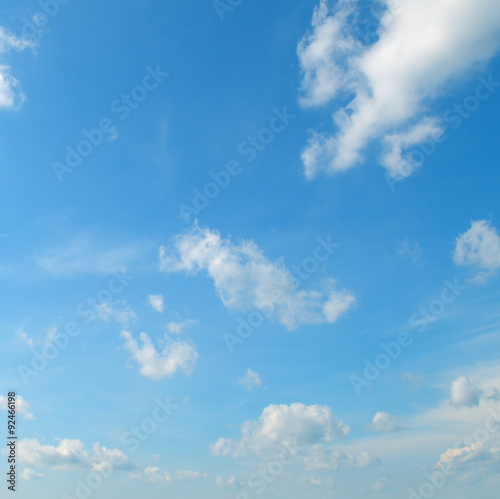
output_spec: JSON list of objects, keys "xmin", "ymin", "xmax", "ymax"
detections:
[
  {"xmin": 454, "ymin": 220, "xmax": 500, "ymax": 282},
  {"xmin": 121, "ymin": 331, "xmax": 198, "ymax": 380},
  {"xmin": 160, "ymin": 225, "xmax": 355, "ymax": 330},
  {"xmin": 297, "ymin": 0, "xmax": 500, "ymax": 179},
  {"xmin": 0, "ymin": 395, "xmax": 35, "ymax": 421},
  {"xmin": 210, "ymin": 403, "xmax": 350, "ymax": 458},
  {"xmin": 369, "ymin": 411, "xmax": 400, "ymax": 433},
  {"xmin": 20, "ymin": 468, "xmax": 44, "ymax": 481},
  {"xmin": 166, "ymin": 318, "xmax": 198, "ymax": 335},
  {"xmin": 148, "ymin": 294, "xmax": 164, "ymax": 313},
  {"xmin": 450, "ymin": 376, "xmax": 483, "ymax": 408},
  {"xmin": 238, "ymin": 369, "xmax": 263, "ymax": 390},
  {"xmin": 16, "ymin": 438, "xmax": 134, "ymax": 472}
]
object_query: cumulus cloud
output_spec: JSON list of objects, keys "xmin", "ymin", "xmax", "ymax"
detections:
[
  {"xmin": 148, "ymin": 294, "xmax": 164, "ymax": 313},
  {"xmin": 238, "ymin": 369, "xmax": 263, "ymax": 390},
  {"xmin": 159, "ymin": 225, "xmax": 355, "ymax": 330},
  {"xmin": 298, "ymin": 0, "xmax": 500, "ymax": 178},
  {"xmin": 369, "ymin": 411, "xmax": 400, "ymax": 433},
  {"xmin": 96, "ymin": 301, "xmax": 137, "ymax": 326},
  {"xmin": 450, "ymin": 376, "xmax": 483, "ymax": 408},
  {"xmin": 210, "ymin": 403, "xmax": 350, "ymax": 458},
  {"xmin": 0, "ymin": 395, "xmax": 35, "ymax": 421},
  {"xmin": 121, "ymin": 330, "xmax": 198, "ymax": 380},
  {"xmin": 454, "ymin": 220, "xmax": 500, "ymax": 282},
  {"xmin": 16, "ymin": 438, "xmax": 134, "ymax": 472}
]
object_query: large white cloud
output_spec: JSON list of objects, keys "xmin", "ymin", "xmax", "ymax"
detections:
[
  {"xmin": 159, "ymin": 225, "xmax": 355, "ymax": 330},
  {"xmin": 121, "ymin": 330, "xmax": 198, "ymax": 380},
  {"xmin": 210, "ymin": 403, "xmax": 350, "ymax": 458},
  {"xmin": 16, "ymin": 438, "xmax": 134, "ymax": 472},
  {"xmin": 454, "ymin": 220, "xmax": 500, "ymax": 282},
  {"xmin": 298, "ymin": 0, "xmax": 500, "ymax": 178}
]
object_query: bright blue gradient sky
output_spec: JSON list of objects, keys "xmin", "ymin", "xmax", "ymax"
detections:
[{"xmin": 1, "ymin": 1, "xmax": 500, "ymax": 498}]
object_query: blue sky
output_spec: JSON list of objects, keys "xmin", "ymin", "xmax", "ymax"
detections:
[{"xmin": 1, "ymin": 0, "xmax": 500, "ymax": 498}]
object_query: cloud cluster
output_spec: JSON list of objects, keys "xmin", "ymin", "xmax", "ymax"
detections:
[
  {"xmin": 121, "ymin": 330, "xmax": 198, "ymax": 380},
  {"xmin": 298, "ymin": 0, "xmax": 500, "ymax": 178},
  {"xmin": 454, "ymin": 220, "xmax": 500, "ymax": 282},
  {"xmin": 160, "ymin": 226, "xmax": 355, "ymax": 329},
  {"xmin": 17, "ymin": 438, "xmax": 134, "ymax": 472}
]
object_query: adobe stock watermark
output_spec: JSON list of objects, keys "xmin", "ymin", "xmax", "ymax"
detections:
[
  {"xmin": 223, "ymin": 236, "xmax": 339, "ymax": 353},
  {"xmin": 408, "ymin": 407, "xmax": 500, "ymax": 499},
  {"xmin": 386, "ymin": 73, "xmax": 500, "ymax": 192},
  {"xmin": 350, "ymin": 279, "xmax": 467, "ymax": 395},
  {"xmin": 213, "ymin": 0, "xmax": 245, "ymax": 22},
  {"xmin": 21, "ymin": 0, "xmax": 72, "ymax": 41},
  {"xmin": 236, "ymin": 442, "xmax": 303, "ymax": 499},
  {"xmin": 17, "ymin": 270, "xmax": 135, "ymax": 385},
  {"xmin": 62, "ymin": 397, "xmax": 180, "ymax": 499},
  {"xmin": 52, "ymin": 65, "xmax": 168, "ymax": 183},
  {"xmin": 178, "ymin": 106, "xmax": 296, "ymax": 223}
]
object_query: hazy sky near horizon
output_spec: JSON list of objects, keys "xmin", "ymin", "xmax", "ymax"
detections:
[{"xmin": 1, "ymin": 1, "xmax": 500, "ymax": 498}]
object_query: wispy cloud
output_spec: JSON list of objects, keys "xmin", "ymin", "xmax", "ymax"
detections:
[{"xmin": 298, "ymin": 0, "xmax": 500, "ymax": 178}]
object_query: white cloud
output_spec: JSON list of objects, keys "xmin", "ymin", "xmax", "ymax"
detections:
[
  {"xmin": 298, "ymin": 0, "xmax": 500, "ymax": 178},
  {"xmin": 0, "ymin": 27, "xmax": 33, "ymax": 109},
  {"xmin": 210, "ymin": 403, "xmax": 350, "ymax": 458},
  {"xmin": 450, "ymin": 376, "xmax": 483, "ymax": 408},
  {"xmin": 166, "ymin": 318, "xmax": 198, "ymax": 335},
  {"xmin": 159, "ymin": 225, "xmax": 355, "ymax": 330},
  {"xmin": 16, "ymin": 438, "xmax": 134, "ymax": 472},
  {"xmin": 381, "ymin": 118, "xmax": 443, "ymax": 177},
  {"xmin": 238, "ymin": 369, "xmax": 263, "ymax": 390},
  {"xmin": 132, "ymin": 466, "xmax": 208, "ymax": 483},
  {"xmin": 121, "ymin": 330, "xmax": 198, "ymax": 380},
  {"xmin": 96, "ymin": 301, "xmax": 137, "ymax": 326},
  {"xmin": 369, "ymin": 411, "xmax": 400, "ymax": 433},
  {"xmin": 20, "ymin": 468, "xmax": 44, "ymax": 481},
  {"xmin": 148, "ymin": 294, "xmax": 164, "ymax": 313},
  {"xmin": 454, "ymin": 220, "xmax": 500, "ymax": 282},
  {"xmin": 0, "ymin": 395, "xmax": 35, "ymax": 421}
]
